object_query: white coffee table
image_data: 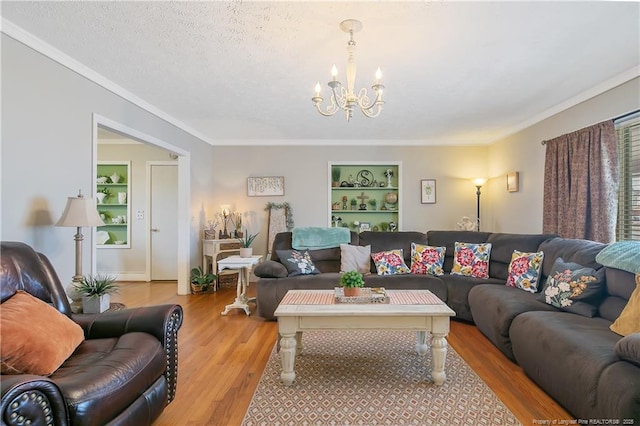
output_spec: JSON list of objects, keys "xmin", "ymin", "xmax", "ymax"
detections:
[
  {"xmin": 219, "ymin": 255, "xmax": 262, "ymax": 316},
  {"xmin": 273, "ymin": 289, "xmax": 455, "ymax": 386}
]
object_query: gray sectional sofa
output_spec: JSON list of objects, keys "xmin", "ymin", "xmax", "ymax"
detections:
[{"xmin": 254, "ymin": 229, "xmax": 640, "ymax": 421}]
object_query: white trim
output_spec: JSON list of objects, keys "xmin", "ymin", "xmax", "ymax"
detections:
[
  {"xmin": 92, "ymin": 114, "xmax": 191, "ymax": 295},
  {"xmin": 2, "ymin": 18, "xmax": 214, "ymax": 147}
]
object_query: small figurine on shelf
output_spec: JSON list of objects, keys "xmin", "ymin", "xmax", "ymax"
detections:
[
  {"xmin": 384, "ymin": 169, "xmax": 394, "ymax": 188},
  {"xmin": 342, "ymin": 196, "xmax": 348, "ymax": 210}
]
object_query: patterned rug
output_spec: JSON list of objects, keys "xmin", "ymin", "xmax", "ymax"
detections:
[{"xmin": 242, "ymin": 330, "xmax": 521, "ymax": 426}]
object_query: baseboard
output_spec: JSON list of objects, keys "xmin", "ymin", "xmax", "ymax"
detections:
[{"xmin": 107, "ymin": 273, "xmax": 148, "ymax": 281}]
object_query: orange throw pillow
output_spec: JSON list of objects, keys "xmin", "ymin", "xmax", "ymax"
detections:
[
  {"xmin": 1, "ymin": 291, "xmax": 85, "ymax": 375},
  {"xmin": 610, "ymin": 276, "xmax": 640, "ymax": 337}
]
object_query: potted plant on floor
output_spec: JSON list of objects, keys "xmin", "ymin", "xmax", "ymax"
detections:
[
  {"xmin": 190, "ymin": 266, "xmax": 217, "ymax": 294},
  {"xmin": 74, "ymin": 274, "xmax": 118, "ymax": 313},
  {"xmin": 339, "ymin": 270, "xmax": 365, "ymax": 297},
  {"xmin": 238, "ymin": 230, "xmax": 259, "ymax": 257}
]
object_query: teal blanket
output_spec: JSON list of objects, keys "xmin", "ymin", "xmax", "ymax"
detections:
[
  {"xmin": 595, "ymin": 241, "xmax": 640, "ymax": 274},
  {"xmin": 292, "ymin": 227, "xmax": 350, "ymax": 250}
]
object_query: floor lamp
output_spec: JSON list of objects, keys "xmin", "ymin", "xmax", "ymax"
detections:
[
  {"xmin": 56, "ymin": 190, "xmax": 105, "ymax": 286},
  {"xmin": 473, "ymin": 179, "xmax": 487, "ymax": 232}
]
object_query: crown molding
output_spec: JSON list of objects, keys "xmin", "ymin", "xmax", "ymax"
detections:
[{"xmin": 1, "ymin": 18, "xmax": 215, "ymax": 146}]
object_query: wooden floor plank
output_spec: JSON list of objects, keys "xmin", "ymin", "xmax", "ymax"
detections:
[{"xmin": 112, "ymin": 281, "xmax": 571, "ymax": 425}]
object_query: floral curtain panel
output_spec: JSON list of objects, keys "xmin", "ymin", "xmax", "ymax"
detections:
[{"xmin": 542, "ymin": 120, "xmax": 618, "ymax": 243}]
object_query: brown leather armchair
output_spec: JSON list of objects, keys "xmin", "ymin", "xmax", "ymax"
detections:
[{"xmin": 1, "ymin": 242, "xmax": 183, "ymax": 425}]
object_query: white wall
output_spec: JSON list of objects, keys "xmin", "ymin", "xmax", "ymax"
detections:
[
  {"xmin": 211, "ymin": 145, "xmax": 489, "ymax": 255},
  {"xmin": 486, "ymin": 77, "xmax": 640, "ymax": 233},
  {"xmin": 1, "ymin": 35, "xmax": 215, "ymax": 286}
]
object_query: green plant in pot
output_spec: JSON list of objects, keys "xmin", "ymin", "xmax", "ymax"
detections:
[
  {"xmin": 238, "ymin": 230, "xmax": 259, "ymax": 258},
  {"xmin": 74, "ymin": 274, "xmax": 118, "ymax": 313},
  {"xmin": 331, "ymin": 167, "xmax": 341, "ymax": 187},
  {"xmin": 190, "ymin": 266, "xmax": 217, "ymax": 294},
  {"xmin": 340, "ymin": 270, "xmax": 365, "ymax": 297}
]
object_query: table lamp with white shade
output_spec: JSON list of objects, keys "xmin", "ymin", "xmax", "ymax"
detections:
[{"xmin": 56, "ymin": 190, "xmax": 104, "ymax": 285}]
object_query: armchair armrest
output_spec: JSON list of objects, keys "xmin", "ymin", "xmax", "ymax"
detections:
[
  {"xmin": 1, "ymin": 375, "xmax": 69, "ymax": 425},
  {"xmin": 73, "ymin": 304, "xmax": 183, "ymax": 402}
]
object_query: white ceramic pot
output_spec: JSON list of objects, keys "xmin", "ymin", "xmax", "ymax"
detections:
[
  {"xmin": 239, "ymin": 247, "xmax": 253, "ymax": 258},
  {"xmin": 117, "ymin": 192, "xmax": 127, "ymax": 204},
  {"xmin": 96, "ymin": 192, "xmax": 107, "ymax": 204},
  {"xmin": 110, "ymin": 173, "xmax": 121, "ymax": 183}
]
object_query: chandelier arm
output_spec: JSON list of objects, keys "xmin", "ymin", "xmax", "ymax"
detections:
[{"xmin": 361, "ymin": 103, "xmax": 383, "ymax": 118}]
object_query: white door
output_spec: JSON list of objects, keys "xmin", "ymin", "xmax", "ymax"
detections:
[{"xmin": 150, "ymin": 163, "xmax": 178, "ymax": 280}]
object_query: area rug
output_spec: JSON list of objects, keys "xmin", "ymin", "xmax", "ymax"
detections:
[{"xmin": 242, "ymin": 330, "xmax": 521, "ymax": 425}]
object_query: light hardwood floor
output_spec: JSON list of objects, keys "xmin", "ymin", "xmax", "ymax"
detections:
[{"xmin": 112, "ymin": 281, "xmax": 572, "ymax": 425}]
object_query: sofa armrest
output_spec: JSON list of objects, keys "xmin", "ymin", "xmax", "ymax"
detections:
[
  {"xmin": 615, "ymin": 333, "xmax": 640, "ymax": 367},
  {"xmin": 254, "ymin": 260, "xmax": 288, "ymax": 278},
  {"xmin": 1, "ymin": 375, "xmax": 69, "ymax": 425},
  {"xmin": 73, "ymin": 304, "xmax": 183, "ymax": 402}
]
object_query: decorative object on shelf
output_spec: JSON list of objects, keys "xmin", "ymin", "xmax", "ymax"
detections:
[
  {"xmin": 190, "ymin": 266, "xmax": 217, "ymax": 294},
  {"xmin": 356, "ymin": 169, "xmax": 374, "ymax": 187},
  {"xmin": 456, "ymin": 216, "xmax": 476, "ymax": 231},
  {"xmin": 384, "ymin": 192, "xmax": 398, "ymax": 207},
  {"xmin": 332, "ymin": 167, "xmax": 341, "ymax": 187},
  {"xmin": 110, "ymin": 172, "xmax": 121, "ymax": 184},
  {"xmin": 56, "ymin": 190, "xmax": 105, "ymax": 295},
  {"xmin": 74, "ymin": 274, "xmax": 118, "ymax": 314},
  {"xmin": 96, "ymin": 187, "xmax": 111, "ymax": 204},
  {"xmin": 507, "ymin": 172, "xmax": 519, "ymax": 192},
  {"xmin": 312, "ymin": 19, "xmax": 384, "ymax": 121},
  {"xmin": 359, "ymin": 222, "xmax": 371, "ymax": 233},
  {"xmin": 332, "ymin": 202, "xmax": 341, "ymax": 210},
  {"xmin": 473, "ymin": 178, "xmax": 488, "ymax": 232},
  {"xmin": 379, "ymin": 222, "xmax": 390, "ymax": 232},
  {"xmin": 117, "ymin": 192, "xmax": 127, "ymax": 204},
  {"xmin": 357, "ymin": 192, "xmax": 369, "ymax": 210},
  {"xmin": 368, "ymin": 198, "xmax": 377, "ymax": 210},
  {"xmin": 332, "ymin": 215, "xmax": 343, "ymax": 227},
  {"xmin": 247, "ymin": 176, "xmax": 285, "ymax": 197},
  {"xmin": 350, "ymin": 198, "xmax": 357, "ymax": 210},
  {"xmin": 421, "ymin": 179, "xmax": 437, "ymax": 204},
  {"xmin": 238, "ymin": 231, "xmax": 259, "ymax": 258},
  {"xmin": 339, "ymin": 270, "xmax": 365, "ymax": 297},
  {"xmin": 384, "ymin": 169, "xmax": 394, "ymax": 187},
  {"xmin": 341, "ymin": 195, "xmax": 348, "ymax": 210},
  {"xmin": 389, "ymin": 221, "xmax": 397, "ymax": 232},
  {"xmin": 96, "ymin": 176, "xmax": 108, "ymax": 184}
]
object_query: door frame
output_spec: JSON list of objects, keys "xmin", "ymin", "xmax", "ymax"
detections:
[
  {"xmin": 146, "ymin": 161, "xmax": 178, "ymax": 281},
  {"xmin": 92, "ymin": 114, "xmax": 191, "ymax": 295}
]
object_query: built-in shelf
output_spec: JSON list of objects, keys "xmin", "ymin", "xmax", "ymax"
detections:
[{"xmin": 96, "ymin": 161, "xmax": 131, "ymax": 248}]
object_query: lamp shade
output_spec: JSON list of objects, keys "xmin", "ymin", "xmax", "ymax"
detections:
[{"xmin": 56, "ymin": 195, "xmax": 104, "ymax": 227}]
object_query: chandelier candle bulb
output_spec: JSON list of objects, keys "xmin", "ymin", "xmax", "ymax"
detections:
[
  {"xmin": 331, "ymin": 65, "xmax": 338, "ymax": 81},
  {"xmin": 376, "ymin": 67, "xmax": 382, "ymax": 84}
]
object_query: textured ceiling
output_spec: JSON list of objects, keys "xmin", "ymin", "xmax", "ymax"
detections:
[{"xmin": 2, "ymin": 1, "xmax": 639, "ymax": 145}]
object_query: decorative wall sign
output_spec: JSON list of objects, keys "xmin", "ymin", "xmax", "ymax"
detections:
[
  {"xmin": 507, "ymin": 172, "xmax": 519, "ymax": 192},
  {"xmin": 247, "ymin": 176, "xmax": 285, "ymax": 197},
  {"xmin": 421, "ymin": 179, "xmax": 436, "ymax": 204}
]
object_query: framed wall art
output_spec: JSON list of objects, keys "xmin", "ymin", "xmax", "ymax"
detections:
[
  {"xmin": 507, "ymin": 172, "xmax": 519, "ymax": 192},
  {"xmin": 420, "ymin": 179, "xmax": 437, "ymax": 204},
  {"xmin": 247, "ymin": 176, "xmax": 285, "ymax": 197}
]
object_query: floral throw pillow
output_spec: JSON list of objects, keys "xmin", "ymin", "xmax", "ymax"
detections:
[
  {"xmin": 451, "ymin": 242, "xmax": 492, "ymax": 279},
  {"xmin": 371, "ymin": 249, "xmax": 410, "ymax": 276},
  {"xmin": 506, "ymin": 250, "xmax": 544, "ymax": 293},
  {"xmin": 276, "ymin": 250, "xmax": 320, "ymax": 277},
  {"xmin": 537, "ymin": 258, "xmax": 606, "ymax": 317},
  {"xmin": 410, "ymin": 243, "xmax": 446, "ymax": 276}
]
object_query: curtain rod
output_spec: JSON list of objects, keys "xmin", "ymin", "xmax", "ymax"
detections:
[{"xmin": 540, "ymin": 109, "xmax": 640, "ymax": 145}]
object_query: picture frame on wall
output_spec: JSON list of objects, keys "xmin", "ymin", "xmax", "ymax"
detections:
[
  {"xmin": 247, "ymin": 176, "xmax": 285, "ymax": 197},
  {"xmin": 420, "ymin": 179, "xmax": 436, "ymax": 204},
  {"xmin": 507, "ymin": 172, "xmax": 519, "ymax": 192}
]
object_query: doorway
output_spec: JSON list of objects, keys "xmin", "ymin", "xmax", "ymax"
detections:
[{"xmin": 149, "ymin": 162, "xmax": 178, "ymax": 280}]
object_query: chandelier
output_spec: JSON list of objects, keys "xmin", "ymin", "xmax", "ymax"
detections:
[{"xmin": 312, "ymin": 19, "xmax": 385, "ymax": 121}]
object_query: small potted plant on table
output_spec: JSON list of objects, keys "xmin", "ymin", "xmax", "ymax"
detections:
[
  {"xmin": 238, "ymin": 230, "xmax": 259, "ymax": 258},
  {"xmin": 190, "ymin": 266, "xmax": 217, "ymax": 294},
  {"xmin": 340, "ymin": 270, "xmax": 365, "ymax": 297},
  {"xmin": 74, "ymin": 274, "xmax": 118, "ymax": 313}
]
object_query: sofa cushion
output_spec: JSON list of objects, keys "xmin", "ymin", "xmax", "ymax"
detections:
[
  {"xmin": 427, "ymin": 230, "xmax": 491, "ymax": 272},
  {"xmin": 1, "ymin": 290, "xmax": 85, "ymax": 376},
  {"xmin": 538, "ymin": 237, "xmax": 606, "ymax": 280},
  {"xmin": 469, "ymin": 284, "xmax": 558, "ymax": 360},
  {"xmin": 537, "ymin": 258, "xmax": 606, "ymax": 317},
  {"xmin": 359, "ymin": 231, "xmax": 427, "ymax": 272},
  {"xmin": 276, "ymin": 250, "xmax": 320, "ymax": 276},
  {"xmin": 510, "ymin": 311, "xmax": 622, "ymax": 417},
  {"xmin": 486, "ymin": 233, "xmax": 557, "ymax": 280},
  {"xmin": 410, "ymin": 243, "xmax": 445, "ymax": 276},
  {"xmin": 340, "ymin": 244, "xmax": 371, "ymax": 274},
  {"xmin": 614, "ymin": 333, "xmax": 640, "ymax": 367},
  {"xmin": 505, "ymin": 250, "xmax": 544, "ymax": 293},
  {"xmin": 439, "ymin": 274, "xmax": 504, "ymax": 322},
  {"xmin": 52, "ymin": 332, "xmax": 166, "ymax": 425},
  {"xmin": 599, "ymin": 268, "xmax": 637, "ymax": 322},
  {"xmin": 451, "ymin": 242, "xmax": 492, "ymax": 279},
  {"xmin": 371, "ymin": 249, "xmax": 411, "ymax": 275},
  {"xmin": 610, "ymin": 279, "xmax": 640, "ymax": 336}
]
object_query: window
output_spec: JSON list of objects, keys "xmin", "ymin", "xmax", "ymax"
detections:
[{"xmin": 616, "ymin": 112, "xmax": 640, "ymax": 241}]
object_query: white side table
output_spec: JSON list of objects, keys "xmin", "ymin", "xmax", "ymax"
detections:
[{"xmin": 219, "ymin": 255, "xmax": 263, "ymax": 316}]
